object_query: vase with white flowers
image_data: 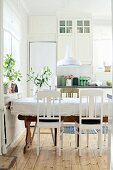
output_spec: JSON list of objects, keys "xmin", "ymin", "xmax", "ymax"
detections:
[{"xmin": 64, "ymin": 74, "xmax": 74, "ymax": 86}]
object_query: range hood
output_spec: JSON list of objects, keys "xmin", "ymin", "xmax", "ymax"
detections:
[{"xmin": 57, "ymin": 46, "xmax": 81, "ymax": 66}]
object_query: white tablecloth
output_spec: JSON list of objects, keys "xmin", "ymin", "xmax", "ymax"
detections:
[{"xmin": 11, "ymin": 97, "xmax": 109, "ymax": 116}]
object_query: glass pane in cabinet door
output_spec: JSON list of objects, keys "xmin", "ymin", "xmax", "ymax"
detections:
[
  {"xmin": 60, "ymin": 20, "xmax": 65, "ymax": 26},
  {"xmin": 77, "ymin": 20, "xmax": 83, "ymax": 26},
  {"xmin": 66, "ymin": 27, "xmax": 72, "ymax": 33},
  {"xmin": 77, "ymin": 27, "xmax": 83, "ymax": 33},
  {"xmin": 84, "ymin": 27, "xmax": 90, "ymax": 33},
  {"xmin": 60, "ymin": 27, "xmax": 65, "ymax": 33},
  {"xmin": 66, "ymin": 20, "xmax": 72, "ymax": 26},
  {"xmin": 84, "ymin": 20, "xmax": 90, "ymax": 26}
]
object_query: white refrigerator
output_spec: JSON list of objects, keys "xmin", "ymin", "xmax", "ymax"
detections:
[{"xmin": 28, "ymin": 41, "xmax": 57, "ymax": 96}]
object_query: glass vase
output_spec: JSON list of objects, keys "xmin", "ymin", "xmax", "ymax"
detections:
[{"xmin": 66, "ymin": 79, "xmax": 72, "ymax": 86}]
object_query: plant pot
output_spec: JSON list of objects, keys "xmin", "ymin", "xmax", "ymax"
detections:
[
  {"xmin": 60, "ymin": 76, "xmax": 66, "ymax": 86},
  {"xmin": 4, "ymin": 86, "xmax": 8, "ymax": 94}
]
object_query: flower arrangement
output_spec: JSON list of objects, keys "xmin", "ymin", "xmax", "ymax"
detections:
[
  {"xmin": 64, "ymin": 74, "xmax": 74, "ymax": 79},
  {"xmin": 27, "ymin": 66, "xmax": 52, "ymax": 88}
]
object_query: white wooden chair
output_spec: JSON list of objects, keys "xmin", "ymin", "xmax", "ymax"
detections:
[
  {"xmin": 103, "ymin": 122, "xmax": 108, "ymax": 141},
  {"xmin": 60, "ymin": 88, "xmax": 79, "ymax": 98},
  {"xmin": 76, "ymin": 89, "xmax": 103, "ymax": 156},
  {"xmin": 37, "ymin": 90, "xmax": 63, "ymax": 156}
]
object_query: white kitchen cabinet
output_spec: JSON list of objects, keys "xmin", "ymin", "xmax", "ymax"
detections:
[
  {"xmin": 75, "ymin": 19, "xmax": 92, "ymax": 64},
  {"xmin": 75, "ymin": 34, "xmax": 92, "ymax": 64},
  {"xmin": 29, "ymin": 41, "xmax": 57, "ymax": 96},
  {"xmin": 28, "ymin": 16, "xmax": 56, "ymax": 41},
  {"xmin": 57, "ymin": 35, "xmax": 75, "ymax": 61},
  {"xmin": 57, "ymin": 18, "xmax": 74, "ymax": 61},
  {"xmin": 57, "ymin": 18, "xmax": 92, "ymax": 64}
]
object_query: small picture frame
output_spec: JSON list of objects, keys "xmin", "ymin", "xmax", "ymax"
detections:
[{"xmin": 11, "ymin": 83, "xmax": 18, "ymax": 93}]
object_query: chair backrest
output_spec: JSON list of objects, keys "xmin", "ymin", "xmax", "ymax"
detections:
[
  {"xmin": 79, "ymin": 89, "xmax": 103, "ymax": 121},
  {"xmin": 60, "ymin": 88, "xmax": 79, "ymax": 98},
  {"xmin": 37, "ymin": 90, "xmax": 61, "ymax": 121}
]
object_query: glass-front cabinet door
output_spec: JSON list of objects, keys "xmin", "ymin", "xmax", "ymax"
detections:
[
  {"xmin": 59, "ymin": 19, "xmax": 72, "ymax": 34},
  {"xmin": 58, "ymin": 18, "xmax": 90, "ymax": 34},
  {"xmin": 77, "ymin": 20, "xmax": 90, "ymax": 33}
]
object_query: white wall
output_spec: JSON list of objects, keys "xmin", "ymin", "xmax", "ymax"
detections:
[{"xmin": 3, "ymin": 0, "xmax": 28, "ymax": 151}]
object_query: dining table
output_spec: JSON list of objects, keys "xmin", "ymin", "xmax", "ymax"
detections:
[{"xmin": 11, "ymin": 97, "xmax": 109, "ymax": 153}]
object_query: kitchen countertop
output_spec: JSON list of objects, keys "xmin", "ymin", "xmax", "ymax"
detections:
[{"xmin": 57, "ymin": 85, "xmax": 112, "ymax": 88}]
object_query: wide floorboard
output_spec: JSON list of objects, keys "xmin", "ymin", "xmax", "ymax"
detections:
[{"xmin": 7, "ymin": 128, "xmax": 108, "ymax": 170}]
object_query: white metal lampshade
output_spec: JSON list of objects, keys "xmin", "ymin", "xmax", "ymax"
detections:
[{"xmin": 57, "ymin": 46, "xmax": 81, "ymax": 66}]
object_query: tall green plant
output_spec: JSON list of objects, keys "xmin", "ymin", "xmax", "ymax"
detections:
[{"xmin": 3, "ymin": 54, "xmax": 22, "ymax": 82}]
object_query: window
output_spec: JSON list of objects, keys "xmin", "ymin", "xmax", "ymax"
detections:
[
  {"xmin": 3, "ymin": 30, "xmax": 21, "ymax": 88},
  {"xmin": 93, "ymin": 25, "xmax": 112, "ymax": 72},
  {"xmin": 4, "ymin": 30, "xmax": 20, "ymax": 69},
  {"xmin": 12, "ymin": 37, "xmax": 20, "ymax": 69},
  {"xmin": 4, "ymin": 31, "xmax": 11, "ymax": 55},
  {"xmin": 93, "ymin": 40, "xmax": 112, "ymax": 68}
]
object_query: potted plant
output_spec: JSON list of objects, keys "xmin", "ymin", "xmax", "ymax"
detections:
[
  {"xmin": 3, "ymin": 54, "xmax": 22, "ymax": 93},
  {"xmin": 3, "ymin": 81, "xmax": 9, "ymax": 94},
  {"xmin": 27, "ymin": 66, "xmax": 52, "ymax": 92}
]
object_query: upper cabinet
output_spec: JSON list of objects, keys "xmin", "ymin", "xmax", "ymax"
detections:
[
  {"xmin": 75, "ymin": 19, "xmax": 92, "ymax": 64},
  {"xmin": 57, "ymin": 17, "xmax": 92, "ymax": 64}
]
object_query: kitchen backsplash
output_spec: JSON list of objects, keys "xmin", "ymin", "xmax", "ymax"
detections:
[
  {"xmin": 57, "ymin": 64, "xmax": 92, "ymax": 77},
  {"xmin": 57, "ymin": 64, "xmax": 92, "ymax": 86},
  {"xmin": 57, "ymin": 64, "xmax": 112, "ymax": 86}
]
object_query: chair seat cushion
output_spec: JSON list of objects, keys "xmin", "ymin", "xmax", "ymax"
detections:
[
  {"xmin": 82, "ymin": 119, "xmax": 100, "ymax": 124},
  {"xmin": 39, "ymin": 119, "xmax": 59, "ymax": 122}
]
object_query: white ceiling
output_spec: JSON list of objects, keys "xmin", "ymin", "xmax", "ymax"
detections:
[{"xmin": 23, "ymin": 0, "xmax": 111, "ymax": 19}]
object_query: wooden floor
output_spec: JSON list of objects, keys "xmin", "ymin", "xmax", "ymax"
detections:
[{"xmin": 6, "ymin": 128, "xmax": 108, "ymax": 170}]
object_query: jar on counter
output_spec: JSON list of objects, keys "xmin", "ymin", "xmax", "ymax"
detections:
[{"xmin": 66, "ymin": 79, "xmax": 72, "ymax": 86}]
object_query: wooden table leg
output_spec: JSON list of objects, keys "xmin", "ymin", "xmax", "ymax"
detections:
[{"xmin": 23, "ymin": 120, "xmax": 32, "ymax": 153}]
